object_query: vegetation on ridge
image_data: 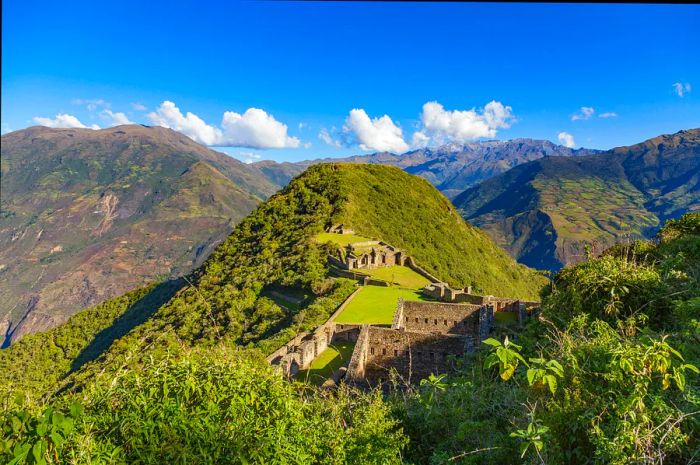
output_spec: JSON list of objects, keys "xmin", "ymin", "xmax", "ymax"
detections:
[
  {"xmin": 0, "ymin": 195, "xmax": 697, "ymax": 464},
  {"xmin": 394, "ymin": 213, "xmax": 700, "ymax": 464}
]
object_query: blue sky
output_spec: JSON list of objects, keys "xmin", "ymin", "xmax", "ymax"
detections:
[{"xmin": 2, "ymin": 1, "xmax": 699, "ymax": 163}]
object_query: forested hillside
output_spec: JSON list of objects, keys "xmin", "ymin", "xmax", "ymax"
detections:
[
  {"xmin": 2, "ymin": 205, "xmax": 697, "ymax": 464},
  {"xmin": 1, "ymin": 160, "xmax": 698, "ymax": 463},
  {"xmin": 1, "ymin": 163, "xmax": 545, "ymax": 401}
]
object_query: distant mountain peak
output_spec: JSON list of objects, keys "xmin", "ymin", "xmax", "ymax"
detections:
[{"xmin": 255, "ymin": 138, "xmax": 602, "ymax": 199}]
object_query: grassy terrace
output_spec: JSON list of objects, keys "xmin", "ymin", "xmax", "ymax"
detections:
[
  {"xmin": 357, "ymin": 265, "xmax": 431, "ymax": 289},
  {"xmin": 334, "ymin": 286, "xmax": 433, "ymax": 325},
  {"xmin": 315, "ymin": 232, "xmax": 375, "ymax": 246},
  {"xmin": 296, "ymin": 341, "xmax": 356, "ymax": 386}
]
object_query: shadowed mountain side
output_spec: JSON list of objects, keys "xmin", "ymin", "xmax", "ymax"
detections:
[
  {"xmin": 454, "ymin": 128, "xmax": 700, "ymax": 270},
  {"xmin": 70, "ymin": 278, "xmax": 184, "ymax": 373},
  {"xmin": 0, "ymin": 281, "xmax": 183, "ymax": 398}
]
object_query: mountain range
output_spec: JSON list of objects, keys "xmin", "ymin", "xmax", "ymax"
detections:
[
  {"xmin": 453, "ymin": 128, "xmax": 700, "ymax": 270},
  {"xmin": 256, "ymin": 139, "xmax": 599, "ymax": 198},
  {"xmin": 0, "ymin": 127, "xmax": 591, "ymax": 344}
]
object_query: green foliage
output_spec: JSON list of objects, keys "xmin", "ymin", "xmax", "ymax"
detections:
[
  {"xmin": 395, "ymin": 213, "xmax": 700, "ymax": 465},
  {"xmin": 543, "ymin": 213, "xmax": 700, "ymax": 330},
  {"xmin": 657, "ymin": 212, "xmax": 700, "ymax": 242},
  {"xmin": 0, "ymin": 281, "xmax": 182, "ymax": 402},
  {"xmin": 526, "ymin": 358, "xmax": 564, "ymax": 395},
  {"xmin": 510, "ymin": 408, "xmax": 549, "ymax": 461},
  {"xmin": 1, "ymin": 401, "xmax": 83, "ymax": 465},
  {"xmin": 1, "ymin": 349, "xmax": 406, "ymax": 465},
  {"xmin": 483, "ymin": 336, "xmax": 527, "ymax": 381}
]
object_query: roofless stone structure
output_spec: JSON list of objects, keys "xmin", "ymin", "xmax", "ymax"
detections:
[
  {"xmin": 345, "ymin": 299, "xmax": 493, "ymax": 386},
  {"xmin": 268, "ymin": 229, "xmax": 540, "ymax": 387}
]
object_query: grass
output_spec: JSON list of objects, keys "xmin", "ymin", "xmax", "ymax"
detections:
[
  {"xmin": 315, "ymin": 232, "xmax": 375, "ymax": 247},
  {"xmin": 357, "ymin": 265, "xmax": 430, "ymax": 290},
  {"xmin": 296, "ymin": 341, "xmax": 356, "ymax": 386},
  {"xmin": 334, "ymin": 285, "xmax": 433, "ymax": 325}
]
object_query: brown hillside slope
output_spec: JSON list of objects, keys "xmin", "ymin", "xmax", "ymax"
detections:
[{"xmin": 0, "ymin": 125, "xmax": 275, "ymax": 345}]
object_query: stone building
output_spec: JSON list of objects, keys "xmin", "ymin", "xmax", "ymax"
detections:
[
  {"xmin": 345, "ymin": 299, "xmax": 494, "ymax": 386},
  {"xmin": 327, "ymin": 224, "xmax": 355, "ymax": 235},
  {"xmin": 329, "ymin": 240, "xmax": 407, "ymax": 271},
  {"xmin": 422, "ymin": 282, "xmax": 540, "ymax": 323}
]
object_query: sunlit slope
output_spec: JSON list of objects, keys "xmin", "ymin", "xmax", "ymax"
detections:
[{"xmin": 334, "ymin": 164, "xmax": 547, "ymax": 298}]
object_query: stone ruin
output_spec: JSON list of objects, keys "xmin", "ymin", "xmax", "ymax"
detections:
[
  {"xmin": 327, "ymin": 223, "xmax": 355, "ymax": 235},
  {"xmin": 423, "ymin": 282, "xmax": 541, "ymax": 325},
  {"xmin": 328, "ymin": 240, "xmax": 408, "ymax": 271},
  {"xmin": 266, "ymin": 288, "xmax": 364, "ymax": 378},
  {"xmin": 268, "ymin": 228, "xmax": 542, "ymax": 387},
  {"xmin": 344, "ymin": 300, "xmax": 494, "ymax": 387},
  {"xmin": 268, "ymin": 296, "xmax": 496, "ymax": 388}
]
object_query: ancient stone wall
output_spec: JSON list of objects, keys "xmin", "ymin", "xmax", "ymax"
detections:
[
  {"xmin": 422, "ymin": 283, "xmax": 445, "ymax": 300},
  {"xmin": 398, "ymin": 300, "xmax": 484, "ymax": 336},
  {"xmin": 333, "ymin": 323, "xmax": 362, "ymax": 342},
  {"xmin": 348, "ymin": 326, "xmax": 468, "ymax": 385},
  {"xmin": 267, "ymin": 287, "xmax": 363, "ymax": 376},
  {"xmin": 346, "ymin": 324, "xmax": 370, "ymax": 381},
  {"xmin": 403, "ymin": 256, "xmax": 441, "ymax": 282}
]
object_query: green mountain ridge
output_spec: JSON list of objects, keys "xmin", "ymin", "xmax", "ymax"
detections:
[
  {"xmin": 453, "ymin": 128, "xmax": 700, "ymax": 270},
  {"xmin": 0, "ymin": 163, "xmax": 546, "ymax": 401},
  {"xmin": 0, "ymin": 125, "xmax": 277, "ymax": 346}
]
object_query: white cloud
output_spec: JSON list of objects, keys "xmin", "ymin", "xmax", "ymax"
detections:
[
  {"xmin": 131, "ymin": 102, "xmax": 147, "ymax": 111},
  {"xmin": 147, "ymin": 101, "xmax": 300, "ymax": 149},
  {"xmin": 557, "ymin": 132, "xmax": 576, "ymax": 148},
  {"xmin": 342, "ymin": 109, "xmax": 409, "ymax": 153},
  {"xmin": 318, "ymin": 127, "xmax": 342, "ymax": 148},
  {"xmin": 673, "ymin": 82, "xmax": 692, "ymax": 97},
  {"xmin": 411, "ymin": 131, "xmax": 430, "ymax": 147},
  {"xmin": 220, "ymin": 108, "xmax": 300, "ymax": 148},
  {"xmin": 101, "ymin": 109, "xmax": 134, "ymax": 126},
  {"xmin": 599, "ymin": 112, "xmax": 618, "ymax": 119},
  {"xmin": 571, "ymin": 106, "xmax": 595, "ymax": 121},
  {"xmin": 298, "ymin": 122, "xmax": 306, "ymax": 130},
  {"xmin": 147, "ymin": 101, "xmax": 221, "ymax": 145},
  {"xmin": 72, "ymin": 98, "xmax": 108, "ymax": 111},
  {"xmin": 411, "ymin": 100, "xmax": 514, "ymax": 146},
  {"xmin": 33, "ymin": 113, "xmax": 100, "ymax": 130}
]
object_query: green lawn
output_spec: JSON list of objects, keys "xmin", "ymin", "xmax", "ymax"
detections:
[
  {"xmin": 315, "ymin": 232, "xmax": 375, "ymax": 246},
  {"xmin": 334, "ymin": 286, "xmax": 433, "ymax": 325},
  {"xmin": 357, "ymin": 265, "xmax": 430, "ymax": 289},
  {"xmin": 296, "ymin": 341, "xmax": 356, "ymax": 386}
]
